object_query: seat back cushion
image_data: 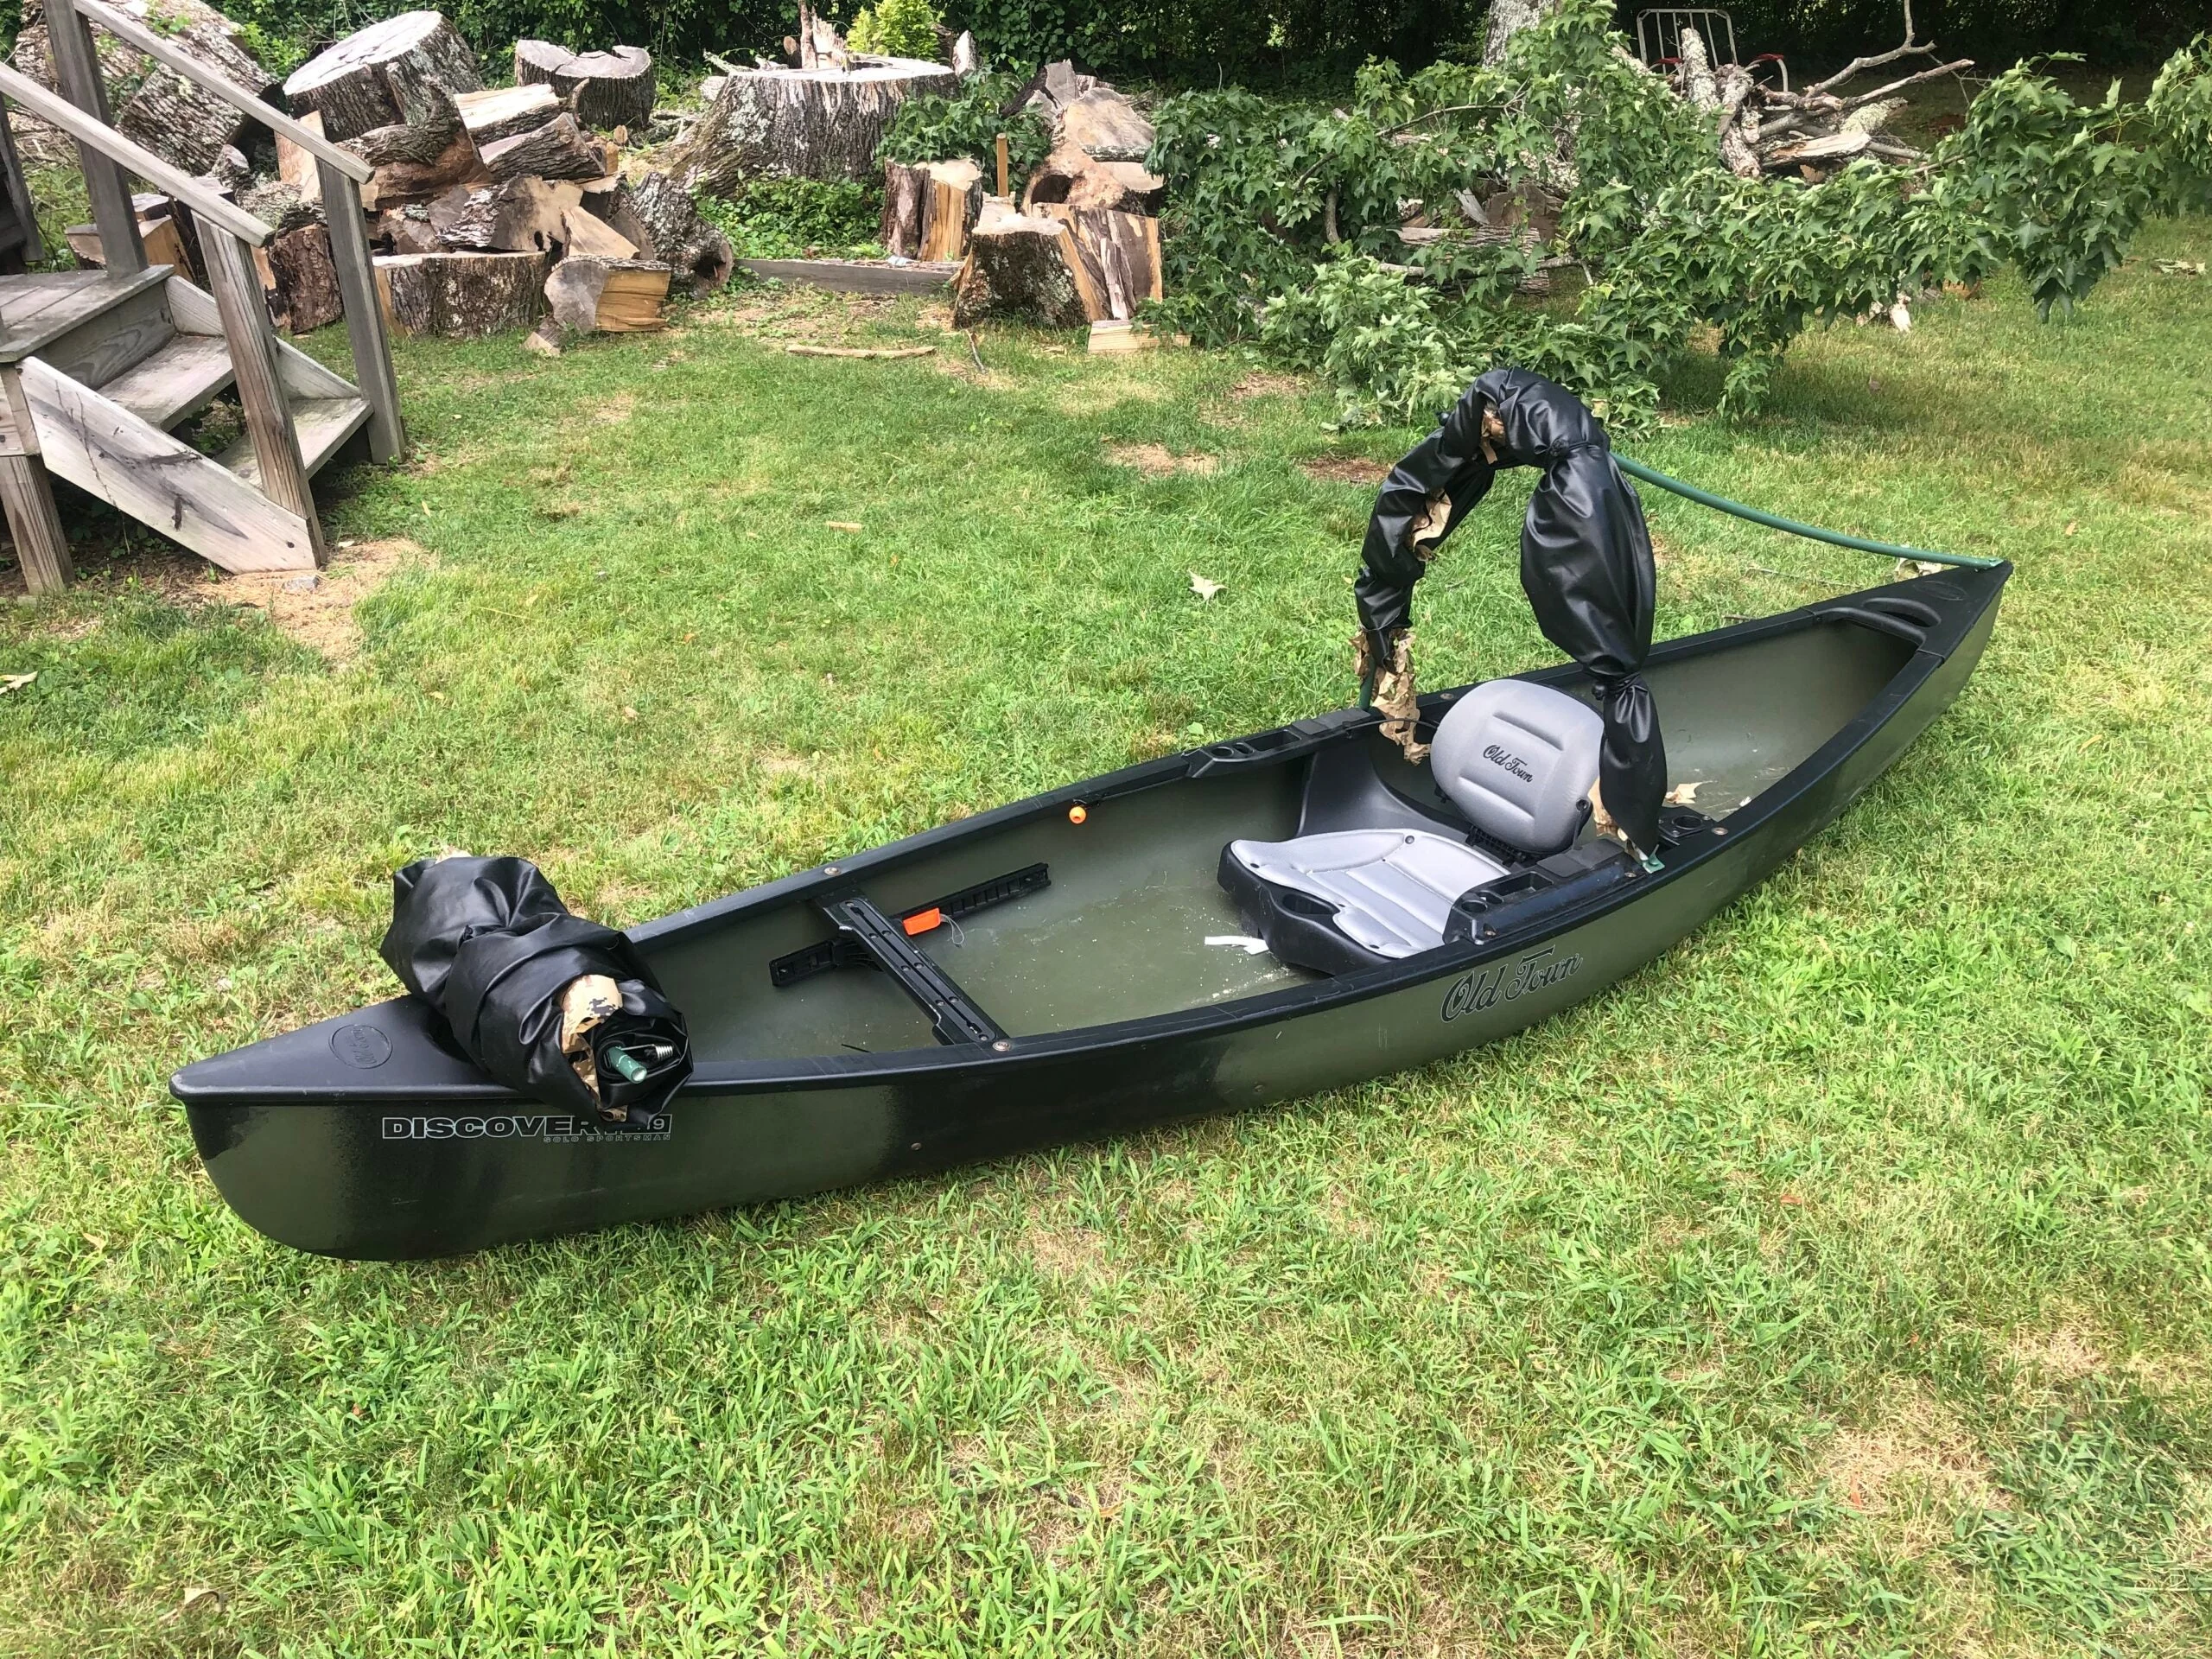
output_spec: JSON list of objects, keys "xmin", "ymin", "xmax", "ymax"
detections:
[{"xmin": 1429, "ymin": 679, "xmax": 1604, "ymax": 855}]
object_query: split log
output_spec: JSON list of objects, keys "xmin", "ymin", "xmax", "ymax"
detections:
[
  {"xmin": 375, "ymin": 249, "xmax": 546, "ymax": 337},
  {"xmin": 1055, "ymin": 87, "xmax": 1153, "ymax": 162},
  {"xmin": 276, "ymin": 110, "xmax": 326, "ymax": 194},
  {"xmin": 1021, "ymin": 143, "xmax": 1163, "ymax": 214},
  {"xmin": 543, "ymin": 256, "xmax": 671, "ymax": 333},
  {"xmin": 238, "ymin": 180, "xmax": 322, "ymax": 237},
  {"xmin": 266, "ymin": 222, "xmax": 344, "ymax": 334},
  {"xmin": 514, "ymin": 40, "xmax": 656, "ymax": 133},
  {"xmin": 559, "ymin": 205, "xmax": 638, "ymax": 258},
  {"xmin": 480, "ymin": 112, "xmax": 603, "ymax": 182},
  {"xmin": 881, "ymin": 159, "xmax": 981, "ymax": 260},
  {"xmin": 1764, "ymin": 129, "xmax": 1873, "ymax": 170},
  {"xmin": 378, "ymin": 205, "xmax": 442, "ymax": 254},
  {"xmin": 428, "ymin": 175, "xmax": 582, "ymax": 251},
  {"xmin": 455, "ymin": 83, "xmax": 562, "ymax": 145},
  {"xmin": 284, "ymin": 10, "xmax": 483, "ymax": 143},
  {"xmin": 615, "ymin": 171, "xmax": 733, "ymax": 292},
  {"xmin": 66, "ymin": 208, "xmax": 190, "ymax": 276},
  {"xmin": 666, "ymin": 58, "xmax": 957, "ymax": 192},
  {"xmin": 347, "ymin": 81, "xmax": 486, "ymax": 207},
  {"xmin": 950, "ymin": 31, "xmax": 977, "ymax": 76},
  {"xmin": 950, "ymin": 214, "xmax": 1088, "ymax": 329},
  {"xmin": 1033, "ymin": 204, "xmax": 1160, "ymax": 321}
]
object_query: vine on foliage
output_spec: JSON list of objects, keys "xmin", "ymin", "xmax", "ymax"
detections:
[{"xmin": 1147, "ymin": 3, "xmax": 2212, "ymax": 428}]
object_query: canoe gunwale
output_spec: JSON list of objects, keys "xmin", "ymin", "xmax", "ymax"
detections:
[{"xmin": 171, "ymin": 563, "xmax": 2010, "ymax": 1111}]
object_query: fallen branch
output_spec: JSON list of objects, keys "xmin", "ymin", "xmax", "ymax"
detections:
[{"xmin": 783, "ymin": 343, "xmax": 936, "ymax": 358}]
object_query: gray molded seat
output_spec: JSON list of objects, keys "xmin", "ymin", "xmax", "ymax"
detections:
[{"xmin": 1224, "ymin": 679, "xmax": 1605, "ymax": 962}]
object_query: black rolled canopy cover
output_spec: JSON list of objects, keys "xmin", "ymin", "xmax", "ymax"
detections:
[
  {"xmin": 379, "ymin": 855, "xmax": 691, "ymax": 1120},
  {"xmin": 1357, "ymin": 367, "xmax": 1669, "ymax": 858}
]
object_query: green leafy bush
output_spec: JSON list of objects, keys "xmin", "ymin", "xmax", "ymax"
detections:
[
  {"xmin": 700, "ymin": 178, "xmax": 884, "ymax": 260},
  {"xmin": 849, "ymin": 0, "xmax": 942, "ymax": 59},
  {"xmin": 1151, "ymin": 2, "xmax": 2212, "ymax": 426},
  {"xmin": 876, "ymin": 72, "xmax": 1052, "ymax": 188}
]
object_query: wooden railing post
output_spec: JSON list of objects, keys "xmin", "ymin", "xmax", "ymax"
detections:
[
  {"xmin": 201, "ymin": 229, "xmax": 327, "ymax": 566},
  {"xmin": 44, "ymin": 0, "xmax": 144, "ymax": 275},
  {"xmin": 317, "ymin": 161, "xmax": 404, "ymax": 461}
]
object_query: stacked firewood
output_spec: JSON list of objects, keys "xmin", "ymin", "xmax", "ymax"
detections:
[
  {"xmin": 1662, "ymin": 22, "xmax": 1971, "ymax": 181},
  {"xmin": 271, "ymin": 12, "xmax": 730, "ymax": 338}
]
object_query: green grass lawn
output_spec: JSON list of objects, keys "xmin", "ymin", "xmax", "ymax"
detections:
[{"xmin": 3, "ymin": 219, "xmax": 2209, "ymax": 1656}]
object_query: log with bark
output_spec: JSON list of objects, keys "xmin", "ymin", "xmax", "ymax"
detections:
[
  {"xmin": 284, "ymin": 10, "xmax": 483, "ymax": 143},
  {"xmin": 880, "ymin": 159, "xmax": 982, "ymax": 261},
  {"xmin": 1032, "ymin": 204, "xmax": 1160, "ymax": 321},
  {"xmin": 480, "ymin": 111, "xmax": 604, "ymax": 182},
  {"xmin": 514, "ymin": 40, "xmax": 656, "ymax": 133},
  {"xmin": 666, "ymin": 58, "xmax": 957, "ymax": 192},
  {"xmin": 612, "ymin": 170, "xmax": 734, "ymax": 292},
  {"xmin": 346, "ymin": 80, "xmax": 486, "ymax": 208},
  {"xmin": 378, "ymin": 204, "xmax": 442, "ymax": 255},
  {"xmin": 543, "ymin": 256, "xmax": 671, "ymax": 333},
  {"xmin": 427, "ymin": 175, "xmax": 582, "ymax": 251},
  {"xmin": 455, "ymin": 83, "xmax": 562, "ymax": 145},
  {"xmin": 950, "ymin": 214, "xmax": 1089, "ymax": 329},
  {"xmin": 266, "ymin": 222, "xmax": 343, "ymax": 333},
  {"xmin": 10, "ymin": 0, "xmax": 272, "ymax": 174},
  {"xmin": 376, "ymin": 249, "xmax": 547, "ymax": 336}
]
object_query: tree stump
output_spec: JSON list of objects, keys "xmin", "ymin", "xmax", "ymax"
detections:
[
  {"xmin": 666, "ymin": 58, "xmax": 957, "ymax": 192},
  {"xmin": 375, "ymin": 250, "xmax": 545, "ymax": 336},
  {"xmin": 480, "ymin": 112, "xmax": 603, "ymax": 182},
  {"xmin": 950, "ymin": 216, "xmax": 1088, "ymax": 329},
  {"xmin": 882, "ymin": 159, "xmax": 982, "ymax": 261},
  {"xmin": 514, "ymin": 40, "xmax": 656, "ymax": 134},
  {"xmin": 284, "ymin": 10, "xmax": 483, "ymax": 143}
]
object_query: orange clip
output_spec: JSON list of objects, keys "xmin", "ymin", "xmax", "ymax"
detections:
[
  {"xmin": 901, "ymin": 907, "xmax": 944, "ymax": 936},
  {"xmin": 1068, "ymin": 804, "xmax": 1089, "ymax": 824}
]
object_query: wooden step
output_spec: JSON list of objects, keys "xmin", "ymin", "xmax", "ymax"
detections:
[
  {"xmin": 98, "ymin": 332, "xmax": 235, "ymax": 429},
  {"xmin": 216, "ymin": 395, "xmax": 371, "ymax": 487},
  {"xmin": 0, "ymin": 265, "xmax": 170, "ymax": 364}
]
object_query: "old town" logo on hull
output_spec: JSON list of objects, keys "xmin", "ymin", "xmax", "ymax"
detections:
[{"xmin": 1440, "ymin": 947, "xmax": 1582, "ymax": 1021}]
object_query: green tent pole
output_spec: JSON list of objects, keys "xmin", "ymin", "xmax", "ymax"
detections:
[{"xmin": 1613, "ymin": 454, "xmax": 2005, "ymax": 571}]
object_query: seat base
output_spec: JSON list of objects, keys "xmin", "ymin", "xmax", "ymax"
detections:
[{"xmin": 1219, "ymin": 830, "xmax": 1510, "ymax": 976}]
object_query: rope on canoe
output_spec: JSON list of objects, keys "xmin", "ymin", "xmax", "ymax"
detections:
[{"xmin": 1613, "ymin": 454, "xmax": 2005, "ymax": 571}]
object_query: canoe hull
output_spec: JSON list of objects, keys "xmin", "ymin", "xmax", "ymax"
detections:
[{"xmin": 181, "ymin": 568, "xmax": 2004, "ymax": 1258}]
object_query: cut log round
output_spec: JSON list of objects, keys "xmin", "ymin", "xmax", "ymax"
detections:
[
  {"xmin": 455, "ymin": 83, "xmax": 561, "ymax": 145},
  {"xmin": 618, "ymin": 171, "xmax": 733, "ymax": 293},
  {"xmin": 1033, "ymin": 204, "xmax": 1160, "ymax": 321},
  {"xmin": 428, "ymin": 175, "xmax": 582, "ymax": 251},
  {"xmin": 885, "ymin": 158, "xmax": 981, "ymax": 262},
  {"xmin": 267, "ymin": 223, "xmax": 344, "ymax": 334},
  {"xmin": 544, "ymin": 256, "xmax": 671, "ymax": 333},
  {"xmin": 514, "ymin": 39, "xmax": 656, "ymax": 134},
  {"xmin": 667, "ymin": 58, "xmax": 957, "ymax": 192},
  {"xmin": 950, "ymin": 215, "xmax": 1088, "ymax": 329},
  {"xmin": 285, "ymin": 10, "xmax": 484, "ymax": 143},
  {"xmin": 480, "ymin": 111, "xmax": 603, "ymax": 181},
  {"xmin": 375, "ymin": 250, "xmax": 546, "ymax": 337},
  {"xmin": 880, "ymin": 161, "xmax": 927, "ymax": 258}
]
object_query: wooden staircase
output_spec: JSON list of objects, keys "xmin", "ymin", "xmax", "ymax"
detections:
[{"xmin": 0, "ymin": 0, "xmax": 402, "ymax": 593}]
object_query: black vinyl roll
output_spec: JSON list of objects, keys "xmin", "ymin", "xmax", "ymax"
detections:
[
  {"xmin": 1355, "ymin": 368, "xmax": 1668, "ymax": 857},
  {"xmin": 379, "ymin": 855, "xmax": 692, "ymax": 1119}
]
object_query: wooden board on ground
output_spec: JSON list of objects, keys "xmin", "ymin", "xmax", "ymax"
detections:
[
  {"xmin": 739, "ymin": 257, "xmax": 959, "ymax": 296},
  {"xmin": 374, "ymin": 250, "xmax": 546, "ymax": 337},
  {"xmin": 543, "ymin": 256, "xmax": 671, "ymax": 333}
]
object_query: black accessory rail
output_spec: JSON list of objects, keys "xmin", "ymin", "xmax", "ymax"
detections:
[
  {"xmin": 813, "ymin": 890, "xmax": 1007, "ymax": 1046},
  {"xmin": 770, "ymin": 862, "xmax": 1050, "ymax": 988}
]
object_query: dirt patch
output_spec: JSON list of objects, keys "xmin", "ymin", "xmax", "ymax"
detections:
[
  {"xmin": 1300, "ymin": 453, "xmax": 1391, "ymax": 486},
  {"xmin": 1107, "ymin": 442, "xmax": 1217, "ymax": 477},
  {"xmin": 1026, "ymin": 1223, "xmax": 1113, "ymax": 1282},
  {"xmin": 1230, "ymin": 369, "xmax": 1305, "ymax": 401},
  {"xmin": 1818, "ymin": 1388, "xmax": 2005, "ymax": 1522},
  {"xmin": 594, "ymin": 392, "xmax": 637, "ymax": 425},
  {"xmin": 2008, "ymin": 1323, "xmax": 2107, "ymax": 1382},
  {"xmin": 221, "ymin": 538, "xmax": 418, "ymax": 662}
]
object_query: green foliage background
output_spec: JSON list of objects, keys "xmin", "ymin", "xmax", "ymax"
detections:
[{"xmin": 3, "ymin": 0, "xmax": 2193, "ymax": 82}]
